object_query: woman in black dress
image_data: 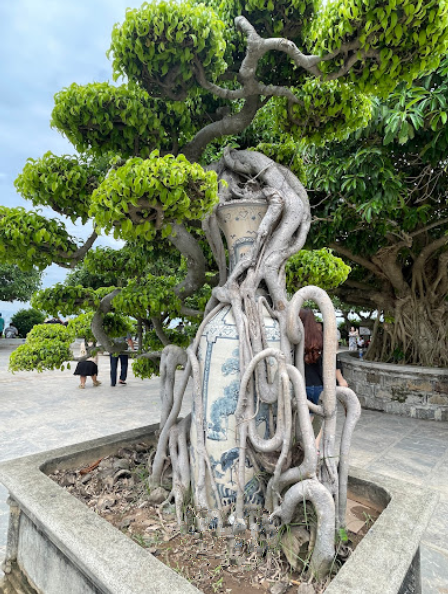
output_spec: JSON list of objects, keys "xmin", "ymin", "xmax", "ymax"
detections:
[{"xmin": 73, "ymin": 359, "xmax": 101, "ymax": 389}]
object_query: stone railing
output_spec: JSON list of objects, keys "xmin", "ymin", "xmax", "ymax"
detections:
[{"xmin": 339, "ymin": 352, "xmax": 448, "ymax": 421}]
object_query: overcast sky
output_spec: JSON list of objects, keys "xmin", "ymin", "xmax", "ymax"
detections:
[{"xmin": 0, "ymin": 0, "xmax": 145, "ymax": 298}]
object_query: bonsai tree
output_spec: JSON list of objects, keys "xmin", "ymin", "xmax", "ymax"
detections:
[
  {"xmin": 3, "ymin": 0, "xmax": 448, "ymax": 579},
  {"xmin": 304, "ymin": 58, "xmax": 448, "ymax": 366}
]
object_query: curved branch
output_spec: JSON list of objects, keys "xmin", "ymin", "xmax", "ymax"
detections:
[
  {"xmin": 179, "ymin": 306, "xmax": 203, "ymax": 317},
  {"xmin": 271, "ymin": 478, "xmax": 336, "ymax": 579},
  {"xmin": 329, "ymin": 242, "xmax": 386, "ymax": 280},
  {"xmin": 66, "ymin": 231, "xmax": 98, "ymax": 267},
  {"xmin": 136, "ymin": 351, "xmax": 162, "ymax": 360},
  {"xmin": 168, "ymin": 223, "xmax": 206, "ymax": 299},
  {"xmin": 335, "ymin": 387, "xmax": 361, "ymax": 530},
  {"xmin": 202, "ymin": 211, "xmax": 227, "ymax": 287},
  {"xmin": 412, "ymin": 235, "xmax": 448, "ymax": 293},
  {"xmin": 182, "ymin": 96, "xmax": 262, "ymax": 163},
  {"xmin": 235, "ymin": 16, "xmax": 323, "ymax": 75},
  {"xmin": 91, "ymin": 289, "xmax": 121, "ymax": 353},
  {"xmin": 151, "ymin": 317, "xmax": 171, "ymax": 347},
  {"xmin": 193, "ymin": 57, "xmax": 299, "ymax": 104},
  {"xmin": 410, "ymin": 217, "xmax": 448, "ymax": 238}
]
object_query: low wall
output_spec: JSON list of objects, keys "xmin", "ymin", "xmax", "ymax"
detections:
[{"xmin": 339, "ymin": 352, "xmax": 448, "ymax": 421}]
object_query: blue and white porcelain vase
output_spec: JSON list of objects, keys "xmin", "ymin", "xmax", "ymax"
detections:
[{"xmin": 190, "ymin": 202, "xmax": 280, "ymax": 510}]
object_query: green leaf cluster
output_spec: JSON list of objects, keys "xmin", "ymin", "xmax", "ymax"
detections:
[
  {"xmin": 9, "ymin": 323, "xmax": 73, "ymax": 373},
  {"xmin": 302, "ymin": 69, "xmax": 448, "ymax": 271},
  {"xmin": 90, "ymin": 151, "xmax": 218, "ymax": 241},
  {"xmin": 132, "ymin": 326, "xmax": 193, "ymax": 379},
  {"xmin": 14, "ymin": 152, "xmax": 109, "ymax": 224},
  {"xmin": 0, "ymin": 207, "xmax": 78, "ymax": 269},
  {"xmin": 32, "ymin": 284, "xmax": 106, "ymax": 316},
  {"xmin": 285, "ymin": 248, "xmax": 351, "ymax": 293},
  {"xmin": 309, "ymin": 0, "xmax": 448, "ymax": 95},
  {"xmin": 52, "ymin": 83, "xmax": 197, "ymax": 158},
  {"xmin": 381, "ymin": 57, "xmax": 448, "ymax": 157},
  {"xmin": 109, "ymin": 1, "xmax": 227, "ymax": 98},
  {"xmin": 112, "ymin": 275, "xmax": 182, "ymax": 318},
  {"xmin": 65, "ymin": 241, "xmax": 183, "ymax": 290},
  {"xmin": 67, "ymin": 313, "xmax": 96, "ymax": 343},
  {"xmin": 306, "ymin": 144, "xmax": 406, "ymax": 251},
  {"xmin": 68, "ymin": 311, "xmax": 134, "ymax": 342},
  {"xmin": 276, "ymin": 80, "xmax": 373, "ymax": 146},
  {"xmin": 0, "ymin": 264, "xmax": 42, "ymax": 302}
]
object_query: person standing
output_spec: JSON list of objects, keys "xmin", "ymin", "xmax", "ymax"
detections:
[
  {"xmin": 299, "ymin": 309, "xmax": 348, "ymax": 450},
  {"xmin": 348, "ymin": 326, "xmax": 358, "ymax": 351},
  {"xmin": 0, "ymin": 314, "xmax": 4, "ymax": 338},
  {"xmin": 110, "ymin": 334, "xmax": 134, "ymax": 386}
]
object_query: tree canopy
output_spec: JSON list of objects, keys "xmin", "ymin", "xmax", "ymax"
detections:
[
  {"xmin": 0, "ymin": 263, "xmax": 42, "ymax": 302},
  {"xmin": 2, "ymin": 0, "xmax": 448, "ymax": 370},
  {"xmin": 304, "ymin": 58, "xmax": 448, "ymax": 365}
]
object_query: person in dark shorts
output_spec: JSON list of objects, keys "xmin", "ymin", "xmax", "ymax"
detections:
[{"xmin": 74, "ymin": 359, "xmax": 101, "ymax": 389}]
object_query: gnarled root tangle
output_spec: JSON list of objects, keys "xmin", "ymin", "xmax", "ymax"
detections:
[{"xmin": 147, "ymin": 150, "xmax": 361, "ymax": 579}]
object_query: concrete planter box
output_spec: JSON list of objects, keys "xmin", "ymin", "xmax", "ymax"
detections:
[
  {"xmin": 339, "ymin": 352, "xmax": 448, "ymax": 421},
  {"xmin": 0, "ymin": 425, "xmax": 437, "ymax": 594}
]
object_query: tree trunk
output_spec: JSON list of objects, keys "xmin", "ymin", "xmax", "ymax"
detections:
[{"xmin": 368, "ymin": 296, "xmax": 448, "ymax": 367}]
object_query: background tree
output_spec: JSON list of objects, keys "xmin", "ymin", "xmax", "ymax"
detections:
[
  {"xmin": 0, "ymin": 264, "xmax": 42, "ymax": 302},
  {"xmin": 10, "ymin": 308, "xmax": 45, "ymax": 338},
  {"xmin": 304, "ymin": 58, "xmax": 448, "ymax": 366}
]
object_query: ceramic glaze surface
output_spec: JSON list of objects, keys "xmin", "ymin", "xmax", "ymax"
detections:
[
  {"xmin": 191, "ymin": 304, "xmax": 280, "ymax": 509},
  {"xmin": 191, "ymin": 201, "xmax": 280, "ymax": 510},
  {"xmin": 216, "ymin": 201, "xmax": 268, "ymax": 272}
]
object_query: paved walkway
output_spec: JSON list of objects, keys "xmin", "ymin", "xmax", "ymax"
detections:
[{"xmin": 0, "ymin": 339, "xmax": 447, "ymax": 592}]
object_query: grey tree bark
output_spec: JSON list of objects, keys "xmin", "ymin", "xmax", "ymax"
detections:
[{"xmin": 147, "ymin": 150, "xmax": 361, "ymax": 579}]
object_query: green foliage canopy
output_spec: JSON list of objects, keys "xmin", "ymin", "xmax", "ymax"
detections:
[
  {"xmin": 308, "ymin": 0, "xmax": 448, "ymax": 95},
  {"xmin": 285, "ymin": 248, "xmax": 351, "ymax": 293},
  {"xmin": 0, "ymin": 207, "xmax": 78, "ymax": 269},
  {"xmin": 52, "ymin": 84, "xmax": 197, "ymax": 158},
  {"xmin": 90, "ymin": 152, "xmax": 218, "ymax": 241},
  {"xmin": 275, "ymin": 80, "xmax": 373, "ymax": 146},
  {"xmin": 9, "ymin": 323, "xmax": 73, "ymax": 373},
  {"xmin": 0, "ymin": 264, "xmax": 42, "ymax": 302},
  {"xmin": 10, "ymin": 309, "xmax": 46, "ymax": 338},
  {"xmin": 15, "ymin": 152, "xmax": 109, "ymax": 224},
  {"xmin": 109, "ymin": 1, "xmax": 227, "ymax": 99},
  {"xmin": 32, "ymin": 284, "xmax": 107, "ymax": 317}
]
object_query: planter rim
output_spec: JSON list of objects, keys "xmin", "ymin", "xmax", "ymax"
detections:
[
  {"xmin": 338, "ymin": 350, "xmax": 448, "ymax": 377},
  {"xmin": 0, "ymin": 425, "xmax": 438, "ymax": 594}
]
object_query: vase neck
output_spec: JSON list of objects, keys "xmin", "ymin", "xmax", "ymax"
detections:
[{"xmin": 216, "ymin": 201, "xmax": 267, "ymax": 272}]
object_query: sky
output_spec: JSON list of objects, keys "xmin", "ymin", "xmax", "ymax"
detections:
[{"xmin": 0, "ymin": 0, "xmax": 145, "ymax": 321}]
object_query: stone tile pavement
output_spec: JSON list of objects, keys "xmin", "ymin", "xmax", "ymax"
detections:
[{"xmin": 1, "ymin": 339, "xmax": 447, "ymax": 592}]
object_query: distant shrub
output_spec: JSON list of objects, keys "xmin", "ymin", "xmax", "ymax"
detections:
[{"xmin": 11, "ymin": 308, "xmax": 45, "ymax": 337}]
